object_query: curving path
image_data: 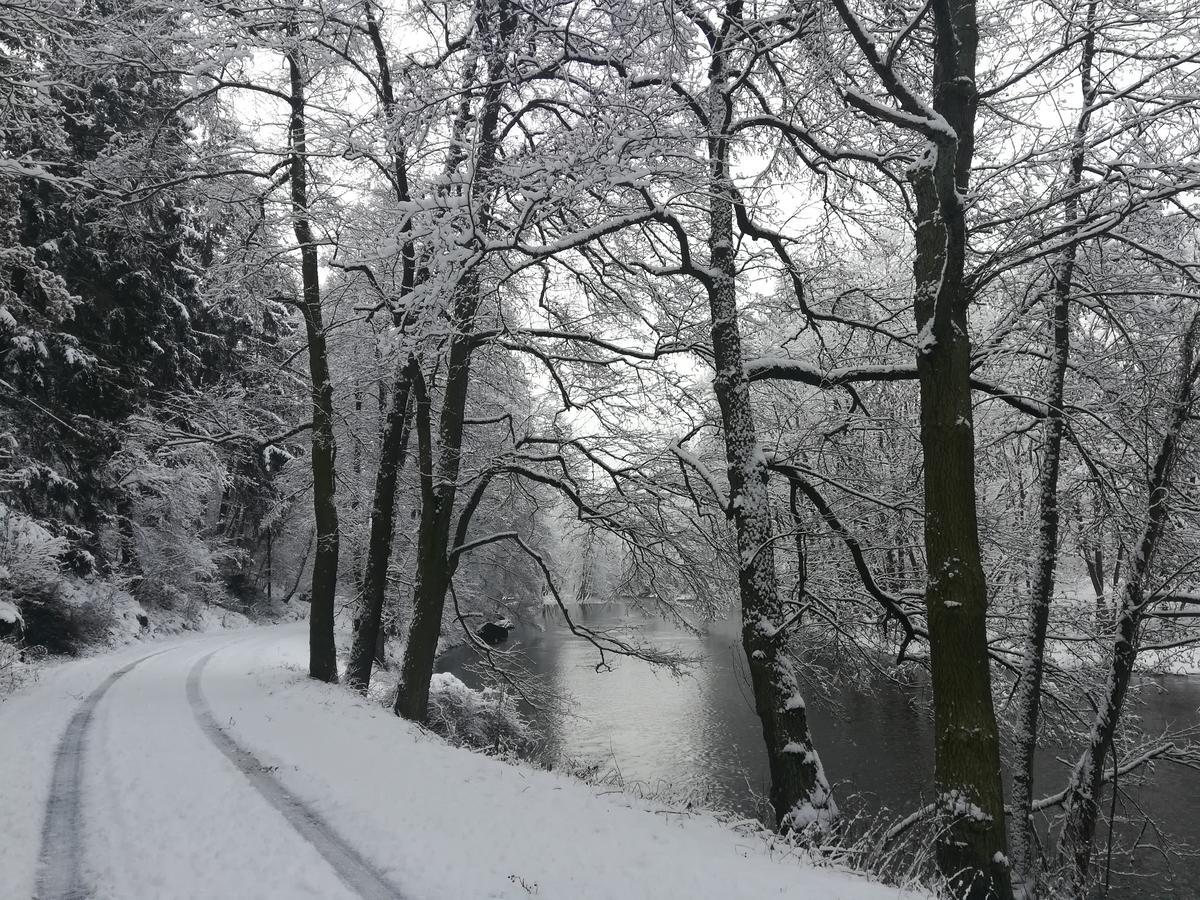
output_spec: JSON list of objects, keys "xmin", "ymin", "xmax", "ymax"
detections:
[{"xmin": 2, "ymin": 626, "xmax": 404, "ymax": 900}]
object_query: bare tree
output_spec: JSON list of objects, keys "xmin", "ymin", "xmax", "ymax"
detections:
[{"xmin": 284, "ymin": 21, "xmax": 340, "ymax": 683}]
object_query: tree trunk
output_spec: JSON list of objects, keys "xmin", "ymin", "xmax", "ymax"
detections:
[
  {"xmin": 282, "ymin": 528, "xmax": 314, "ymax": 604},
  {"xmin": 704, "ymin": 3, "xmax": 835, "ymax": 833},
  {"xmin": 708, "ymin": 223, "xmax": 835, "ymax": 830},
  {"xmin": 1085, "ymin": 544, "xmax": 1106, "ymax": 626},
  {"xmin": 393, "ymin": 2, "xmax": 512, "ymax": 721},
  {"xmin": 909, "ymin": 2, "xmax": 1011, "ymax": 896},
  {"xmin": 350, "ymin": 387, "xmax": 366, "ymax": 595},
  {"xmin": 116, "ymin": 495, "xmax": 141, "ymax": 579},
  {"xmin": 342, "ymin": 0, "xmax": 420, "ymax": 692},
  {"xmin": 287, "ymin": 45, "xmax": 339, "ymax": 684},
  {"xmin": 345, "ymin": 362, "xmax": 413, "ymax": 690},
  {"xmin": 1058, "ymin": 314, "xmax": 1200, "ymax": 892},
  {"xmin": 394, "ymin": 323, "xmax": 478, "ymax": 720},
  {"xmin": 1009, "ymin": 6, "xmax": 1097, "ymax": 892}
]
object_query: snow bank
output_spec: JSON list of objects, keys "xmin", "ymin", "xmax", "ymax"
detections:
[{"xmin": 201, "ymin": 627, "xmax": 924, "ymax": 900}]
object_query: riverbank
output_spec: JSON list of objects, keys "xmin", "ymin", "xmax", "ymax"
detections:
[
  {"xmin": 205, "ymin": 626, "xmax": 923, "ymax": 900},
  {"xmin": 444, "ymin": 604, "xmax": 1200, "ymax": 899},
  {"xmin": 0, "ymin": 622, "xmax": 926, "ymax": 898}
]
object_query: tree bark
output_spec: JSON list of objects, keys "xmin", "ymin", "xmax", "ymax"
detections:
[
  {"xmin": 350, "ymin": 387, "xmax": 366, "ymax": 594},
  {"xmin": 287, "ymin": 44, "xmax": 340, "ymax": 683},
  {"xmin": 909, "ymin": 2, "xmax": 1010, "ymax": 895},
  {"xmin": 1009, "ymin": 5, "xmax": 1097, "ymax": 892},
  {"xmin": 393, "ymin": 1, "xmax": 512, "ymax": 722},
  {"xmin": 342, "ymin": 0, "xmax": 419, "ymax": 692},
  {"xmin": 705, "ymin": 0, "xmax": 835, "ymax": 834},
  {"xmin": 710, "ymin": 194, "xmax": 835, "ymax": 833},
  {"xmin": 345, "ymin": 362, "xmax": 413, "ymax": 689}
]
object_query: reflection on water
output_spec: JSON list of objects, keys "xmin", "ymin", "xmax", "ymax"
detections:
[{"xmin": 438, "ymin": 602, "xmax": 1200, "ymax": 899}]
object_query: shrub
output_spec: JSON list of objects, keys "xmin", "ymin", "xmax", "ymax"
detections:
[
  {"xmin": 0, "ymin": 640, "xmax": 20, "ymax": 698},
  {"xmin": 0, "ymin": 598, "xmax": 22, "ymax": 641},
  {"xmin": 109, "ymin": 428, "xmax": 233, "ymax": 619},
  {"xmin": 425, "ymin": 672, "xmax": 536, "ymax": 756},
  {"xmin": 15, "ymin": 582, "xmax": 116, "ymax": 655},
  {"xmin": 0, "ymin": 500, "xmax": 65, "ymax": 591}
]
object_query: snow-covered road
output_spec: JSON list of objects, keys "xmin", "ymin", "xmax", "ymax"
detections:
[
  {"xmin": 4, "ymin": 626, "xmax": 379, "ymax": 899},
  {"xmin": 37, "ymin": 647, "xmax": 175, "ymax": 899},
  {"xmin": 1, "ymin": 624, "xmax": 918, "ymax": 900}
]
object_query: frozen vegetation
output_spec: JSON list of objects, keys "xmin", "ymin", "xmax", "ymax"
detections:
[{"xmin": 4, "ymin": 0, "xmax": 1200, "ymax": 897}]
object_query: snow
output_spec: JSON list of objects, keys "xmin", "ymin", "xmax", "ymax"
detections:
[
  {"xmin": 207, "ymin": 628, "xmax": 916, "ymax": 899},
  {"xmin": 670, "ymin": 440, "xmax": 729, "ymax": 509},
  {"xmin": 423, "ymin": 671, "xmax": 534, "ymax": 753},
  {"xmin": 843, "ymin": 89, "xmax": 957, "ymax": 142},
  {"xmin": 914, "ymin": 321, "xmax": 937, "ymax": 355},
  {"xmin": 0, "ymin": 599, "xmax": 21, "ymax": 626},
  {"xmin": 782, "ymin": 800, "xmax": 832, "ymax": 833},
  {"xmin": 939, "ymin": 789, "xmax": 991, "ymax": 822},
  {"xmin": 0, "ymin": 625, "xmax": 923, "ymax": 900}
]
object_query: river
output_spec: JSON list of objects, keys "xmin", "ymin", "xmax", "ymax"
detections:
[{"xmin": 438, "ymin": 602, "xmax": 1200, "ymax": 899}]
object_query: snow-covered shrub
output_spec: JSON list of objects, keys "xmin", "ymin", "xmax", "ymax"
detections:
[
  {"xmin": 14, "ymin": 580, "xmax": 120, "ymax": 654},
  {"xmin": 0, "ymin": 500, "xmax": 66, "ymax": 593},
  {"xmin": 108, "ymin": 424, "xmax": 234, "ymax": 616},
  {"xmin": 425, "ymin": 672, "xmax": 536, "ymax": 756},
  {"xmin": 0, "ymin": 599, "xmax": 22, "ymax": 637},
  {"xmin": 0, "ymin": 499, "xmax": 140, "ymax": 653},
  {"xmin": 0, "ymin": 500, "xmax": 100, "ymax": 652},
  {"xmin": 0, "ymin": 599, "xmax": 25, "ymax": 694}
]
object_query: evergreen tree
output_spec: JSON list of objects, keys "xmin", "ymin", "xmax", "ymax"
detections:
[{"xmin": 0, "ymin": 2, "xmax": 240, "ymax": 568}]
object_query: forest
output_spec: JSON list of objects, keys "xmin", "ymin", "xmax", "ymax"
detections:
[{"xmin": 2, "ymin": 0, "xmax": 1200, "ymax": 898}]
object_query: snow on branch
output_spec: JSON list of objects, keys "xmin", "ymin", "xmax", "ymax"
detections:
[
  {"xmin": 843, "ymin": 89, "xmax": 955, "ymax": 143},
  {"xmin": 827, "ymin": 0, "xmax": 939, "ymax": 122},
  {"xmin": 745, "ymin": 357, "xmax": 1049, "ymax": 419},
  {"xmin": 670, "ymin": 437, "xmax": 730, "ymax": 514}
]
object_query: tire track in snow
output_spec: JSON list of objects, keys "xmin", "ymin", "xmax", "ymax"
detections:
[
  {"xmin": 186, "ymin": 648, "xmax": 405, "ymax": 900},
  {"xmin": 36, "ymin": 648, "xmax": 174, "ymax": 900}
]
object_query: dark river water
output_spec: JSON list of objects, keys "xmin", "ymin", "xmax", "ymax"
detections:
[{"xmin": 438, "ymin": 603, "xmax": 1200, "ymax": 899}]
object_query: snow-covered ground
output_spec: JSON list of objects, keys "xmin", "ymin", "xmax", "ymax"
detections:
[
  {"xmin": 0, "ymin": 586, "xmax": 308, "ymax": 704},
  {"xmin": 0, "ymin": 623, "xmax": 922, "ymax": 899}
]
